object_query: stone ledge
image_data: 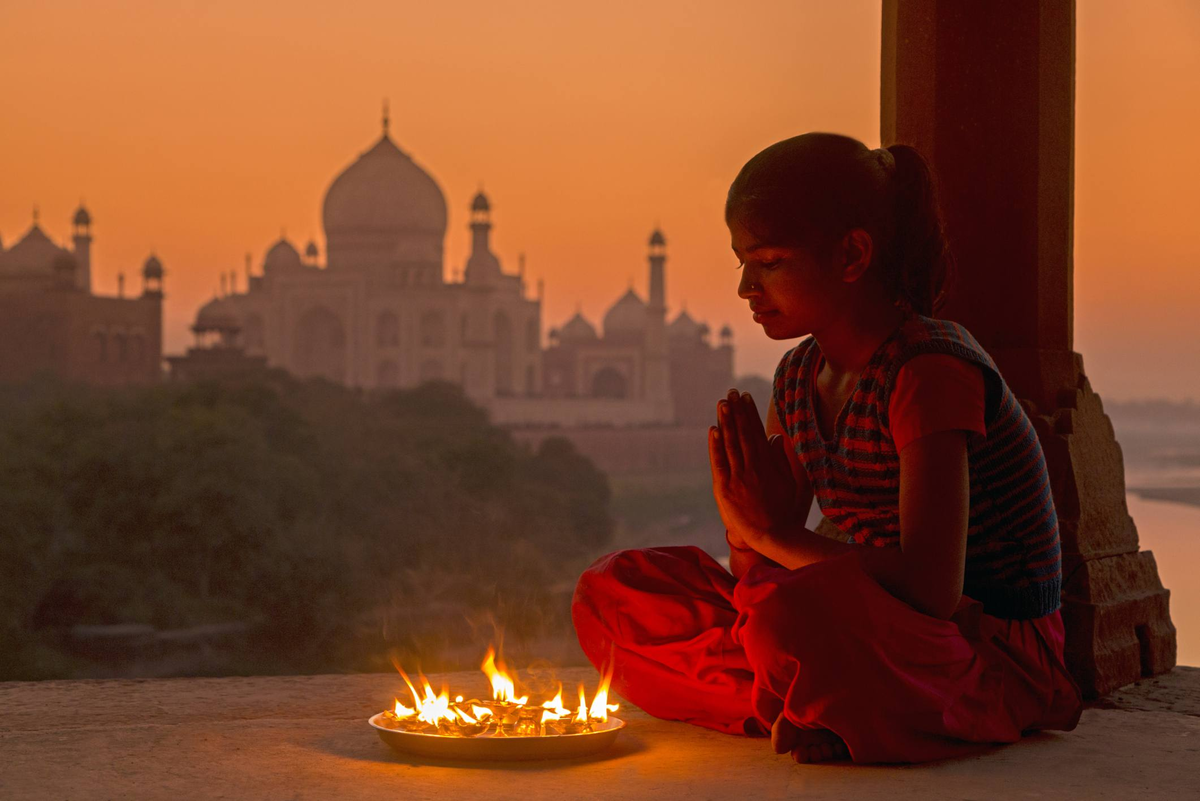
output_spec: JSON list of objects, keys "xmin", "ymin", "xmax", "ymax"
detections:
[{"xmin": 1, "ymin": 667, "xmax": 1197, "ymax": 799}]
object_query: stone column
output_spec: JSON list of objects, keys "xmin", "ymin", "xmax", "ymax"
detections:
[{"xmin": 881, "ymin": 0, "xmax": 1175, "ymax": 697}]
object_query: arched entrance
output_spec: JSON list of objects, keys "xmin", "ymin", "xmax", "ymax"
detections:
[
  {"xmin": 591, "ymin": 366, "xmax": 628, "ymax": 399},
  {"xmin": 294, "ymin": 306, "xmax": 347, "ymax": 383}
]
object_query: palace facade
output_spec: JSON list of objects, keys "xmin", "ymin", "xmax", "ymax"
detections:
[
  {"xmin": 180, "ymin": 113, "xmax": 733, "ymax": 426},
  {"xmin": 0, "ymin": 207, "xmax": 163, "ymax": 385}
]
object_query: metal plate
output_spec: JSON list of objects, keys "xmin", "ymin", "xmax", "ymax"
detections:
[{"xmin": 369, "ymin": 713, "xmax": 625, "ymax": 761}]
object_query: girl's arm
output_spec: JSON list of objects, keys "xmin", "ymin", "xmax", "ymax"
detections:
[
  {"xmin": 714, "ymin": 394, "xmax": 969, "ymax": 620},
  {"xmin": 750, "ymin": 428, "xmax": 970, "ymax": 620}
]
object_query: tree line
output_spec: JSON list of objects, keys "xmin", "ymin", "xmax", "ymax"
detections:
[{"xmin": 0, "ymin": 373, "xmax": 612, "ymax": 679}]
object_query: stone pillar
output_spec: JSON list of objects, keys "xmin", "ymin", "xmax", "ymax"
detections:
[{"xmin": 881, "ymin": 0, "xmax": 1175, "ymax": 697}]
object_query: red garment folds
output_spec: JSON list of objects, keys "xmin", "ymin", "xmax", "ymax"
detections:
[{"xmin": 572, "ymin": 547, "xmax": 1082, "ymax": 763}]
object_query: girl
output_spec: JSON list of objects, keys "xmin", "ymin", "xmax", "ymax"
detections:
[{"xmin": 571, "ymin": 133, "xmax": 1082, "ymax": 764}]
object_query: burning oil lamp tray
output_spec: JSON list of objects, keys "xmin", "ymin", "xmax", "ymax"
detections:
[
  {"xmin": 370, "ymin": 646, "xmax": 626, "ymax": 762},
  {"xmin": 369, "ymin": 713, "xmax": 625, "ymax": 761}
]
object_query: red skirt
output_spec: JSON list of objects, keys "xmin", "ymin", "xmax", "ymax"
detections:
[{"xmin": 572, "ymin": 546, "xmax": 1082, "ymax": 763}]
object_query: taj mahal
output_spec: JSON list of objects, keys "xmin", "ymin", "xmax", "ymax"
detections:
[{"xmin": 181, "ymin": 110, "xmax": 734, "ymax": 427}]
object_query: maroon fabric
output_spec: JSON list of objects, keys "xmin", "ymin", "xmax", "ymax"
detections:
[{"xmin": 573, "ymin": 546, "xmax": 1082, "ymax": 763}]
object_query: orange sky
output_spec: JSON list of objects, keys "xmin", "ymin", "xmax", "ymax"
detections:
[{"xmin": 1, "ymin": 0, "xmax": 1197, "ymax": 400}]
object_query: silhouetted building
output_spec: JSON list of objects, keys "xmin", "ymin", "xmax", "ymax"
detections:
[
  {"xmin": 0, "ymin": 206, "xmax": 163, "ymax": 385},
  {"xmin": 544, "ymin": 229, "xmax": 733, "ymax": 425},
  {"xmin": 178, "ymin": 110, "xmax": 733, "ymax": 426},
  {"xmin": 165, "ymin": 301, "xmax": 267, "ymax": 382}
]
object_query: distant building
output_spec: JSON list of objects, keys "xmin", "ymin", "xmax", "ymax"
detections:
[
  {"xmin": 544, "ymin": 229, "xmax": 733, "ymax": 426},
  {"xmin": 0, "ymin": 206, "xmax": 163, "ymax": 385},
  {"xmin": 178, "ymin": 110, "xmax": 733, "ymax": 426},
  {"xmin": 165, "ymin": 303, "xmax": 268, "ymax": 383}
]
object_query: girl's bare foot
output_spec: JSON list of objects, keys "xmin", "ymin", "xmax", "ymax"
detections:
[{"xmin": 771, "ymin": 714, "xmax": 850, "ymax": 764}]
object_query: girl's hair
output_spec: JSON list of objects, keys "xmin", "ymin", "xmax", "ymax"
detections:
[{"xmin": 725, "ymin": 132, "xmax": 954, "ymax": 316}]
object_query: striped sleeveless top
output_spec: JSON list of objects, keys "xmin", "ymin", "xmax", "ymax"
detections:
[{"xmin": 772, "ymin": 313, "xmax": 1062, "ymax": 619}]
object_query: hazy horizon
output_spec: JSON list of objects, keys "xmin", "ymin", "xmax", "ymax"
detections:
[{"xmin": 2, "ymin": 0, "xmax": 1197, "ymax": 400}]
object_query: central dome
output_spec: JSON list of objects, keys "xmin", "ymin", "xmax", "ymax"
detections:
[{"xmin": 321, "ymin": 132, "xmax": 448, "ymax": 271}]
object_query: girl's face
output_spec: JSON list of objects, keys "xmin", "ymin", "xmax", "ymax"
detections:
[{"xmin": 729, "ymin": 218, "xmax": 844, "ymax": 340}]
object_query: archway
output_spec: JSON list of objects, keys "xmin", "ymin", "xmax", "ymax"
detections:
[
  {"xmin": 591, "ymin": 366, "xmax": 628, "ymax": 399},
  {"xmin": 294, "ymin": 306, "xmax": 347, "ymax": 383}
]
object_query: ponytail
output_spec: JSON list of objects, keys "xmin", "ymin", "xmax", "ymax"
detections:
[
  {"xmin": 725, "ymin": 133, "xmax": 954, "ymax": 317},
  {"xmin": 882, "ymin": 144, "xmax": 954, "ymax": 316}
]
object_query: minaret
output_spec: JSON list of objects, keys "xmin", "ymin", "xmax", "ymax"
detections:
[
  {"xmin": 648, "ymin": 227, "xmax": 666, "ymax": 313},
  {"xmin": 72, "ymin": 203, "xmax": 93, "ymax": 292},
  {"xmin": 644, "ymin": 227, "xmax": 671, "ymax": 419},
  {"xmin": 142, "ymin": 254, "xmax": 165, "ymax": 297},
  {"xmin": 464, "ymin": 190, "xmax": 502, "ymax": 285}
]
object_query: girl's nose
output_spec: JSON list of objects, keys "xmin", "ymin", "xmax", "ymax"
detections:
[{"xmin": 737, "ymin": 267, "xmax": 760, "ymax": 300}]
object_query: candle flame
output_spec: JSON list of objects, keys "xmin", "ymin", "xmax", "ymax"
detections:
[
  {"xmin": 481, "ymin": 646, "xmax": 528, "ymax": 705},
  {"xmin": 587, "ymin": 660, "xmax": 620, "ymax": 722}
]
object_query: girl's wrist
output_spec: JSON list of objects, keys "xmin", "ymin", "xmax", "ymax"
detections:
[{"xmin": 725, "ymin": 528, "xmax": 755, "ymax": 552}]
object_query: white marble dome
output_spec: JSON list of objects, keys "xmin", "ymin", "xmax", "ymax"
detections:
[{"xmin": 321, "ymin": 132, "xmax": 447, "ymax": 270}]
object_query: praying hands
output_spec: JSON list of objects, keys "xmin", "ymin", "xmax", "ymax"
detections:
[{"xmin": 708, "ymin": 388, "xmax": 800, "ymax": 553}]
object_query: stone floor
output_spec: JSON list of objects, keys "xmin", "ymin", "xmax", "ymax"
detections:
[{"xmin": 1, "ymin": 666, "xmax": 1197, "ymax": 800}]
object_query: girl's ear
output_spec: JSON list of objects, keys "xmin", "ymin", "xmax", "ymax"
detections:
[{"xmin": 839, "ymin": 229, "xmax": 874, "ymax": 284}]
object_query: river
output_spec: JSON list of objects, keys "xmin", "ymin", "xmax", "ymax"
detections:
[{"xmin": 1126, "ymin": 492, "xmax": 1200, "ymax": 666}]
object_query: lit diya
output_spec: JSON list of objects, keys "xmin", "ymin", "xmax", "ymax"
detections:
[{"xmin": 369, "ymin": 646, "xmax": 625, "ymax": 760}]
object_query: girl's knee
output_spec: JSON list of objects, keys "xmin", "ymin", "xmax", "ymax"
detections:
[
  {"xmin": 574, "ymin": 549, "xmax": 639, "ymax": 597},
  {"xmin": 734, "ymin": 554, "xmax": 869, "ymax": 665}
]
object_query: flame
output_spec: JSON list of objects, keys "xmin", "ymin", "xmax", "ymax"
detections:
[
  {"xmin": 574, "ymin": 684, "xmax": 588, "ymax": 724},
  {"xmin": 588, "ymin": 662, "xmax": 620, "ymax": 722},
  {"xmin": 481, "ymin": 646, "xmax": 528, "ymax": 705},
  {"xmin": 386, "ymin": 646, "xmax": 623, "ymax": 738},
  {"xmin": 540, "ymin": 684, "xmax": 571, "ymax": 717},
  {"xmin": 414, "ymin": 676, "xmax": 455, "ymax": 726}
]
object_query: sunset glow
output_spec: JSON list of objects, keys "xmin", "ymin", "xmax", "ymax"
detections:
[{"xmin": 1, "ymin": 0, "xmax": 1197, "ymax": 397}]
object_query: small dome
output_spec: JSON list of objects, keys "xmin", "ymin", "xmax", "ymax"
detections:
[
  {"xmin": 264, "ymin": 238, "xmax": 303, "ymax": 272},
  {"xmin": 719, "ymin": 324, "xmax": 733, "ymax": 338},
  {"xmin": 73, "ymin": 205, "xmax": 91, "ymax": 227},
  {"xmin": 668, "ymin": 309, "xmax": 702, "ymax": 340},
  {"xmin": 304, "ymin": 240, "xmax": 319, "ymax": 259},
  {"xmin": 194, "ymin": 297, "xmax": 239, "ymax": 331},
  {"xmin": 649, "ymin": 228, "xmax": 665, "ymax": 247},
  {"xmin": 698, "ymin": 322, "xmax": 711, "ymax": 338},
  {"xmin": 142, "ymin": 254, "xmax": 164, "ymax": 278},
  {"xmin": 560, "ymin": 312, "xmax": 598, "ymax": 341},
  {"xmin": 471, "ymin": 191, "xmax": 490, "ymax": 213},
  {"xmin": 603, "ymin": 288, "xmax": 647, "ymax": 337}
]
